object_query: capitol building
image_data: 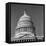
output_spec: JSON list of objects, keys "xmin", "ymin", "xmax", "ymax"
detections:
[{"xmin": 11, "ymin": 10, "xmax": 36, "ymax": 42}]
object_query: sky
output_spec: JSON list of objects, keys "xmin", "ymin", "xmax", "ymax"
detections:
[{"xmin": 11, "ymin": 4, "xmax": 44, "ymax": 38}]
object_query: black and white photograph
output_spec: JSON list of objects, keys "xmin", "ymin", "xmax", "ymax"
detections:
[{"xmin": 6, "ymin": 2, "xmax": 45, "ymax": 43}]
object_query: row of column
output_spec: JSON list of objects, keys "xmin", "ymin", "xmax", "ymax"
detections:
[{"xmin": 16, "ymin": 27, "xmax": 33, "ymax": 33}]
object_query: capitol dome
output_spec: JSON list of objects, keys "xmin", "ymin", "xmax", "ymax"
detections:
[
  {"xmin": 16, "ymin": 11, "xmax": 32, "ymax": 29},
  {"xmin": 13, "ymin": 10, "xmax": 36, "ymax": 41}
]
